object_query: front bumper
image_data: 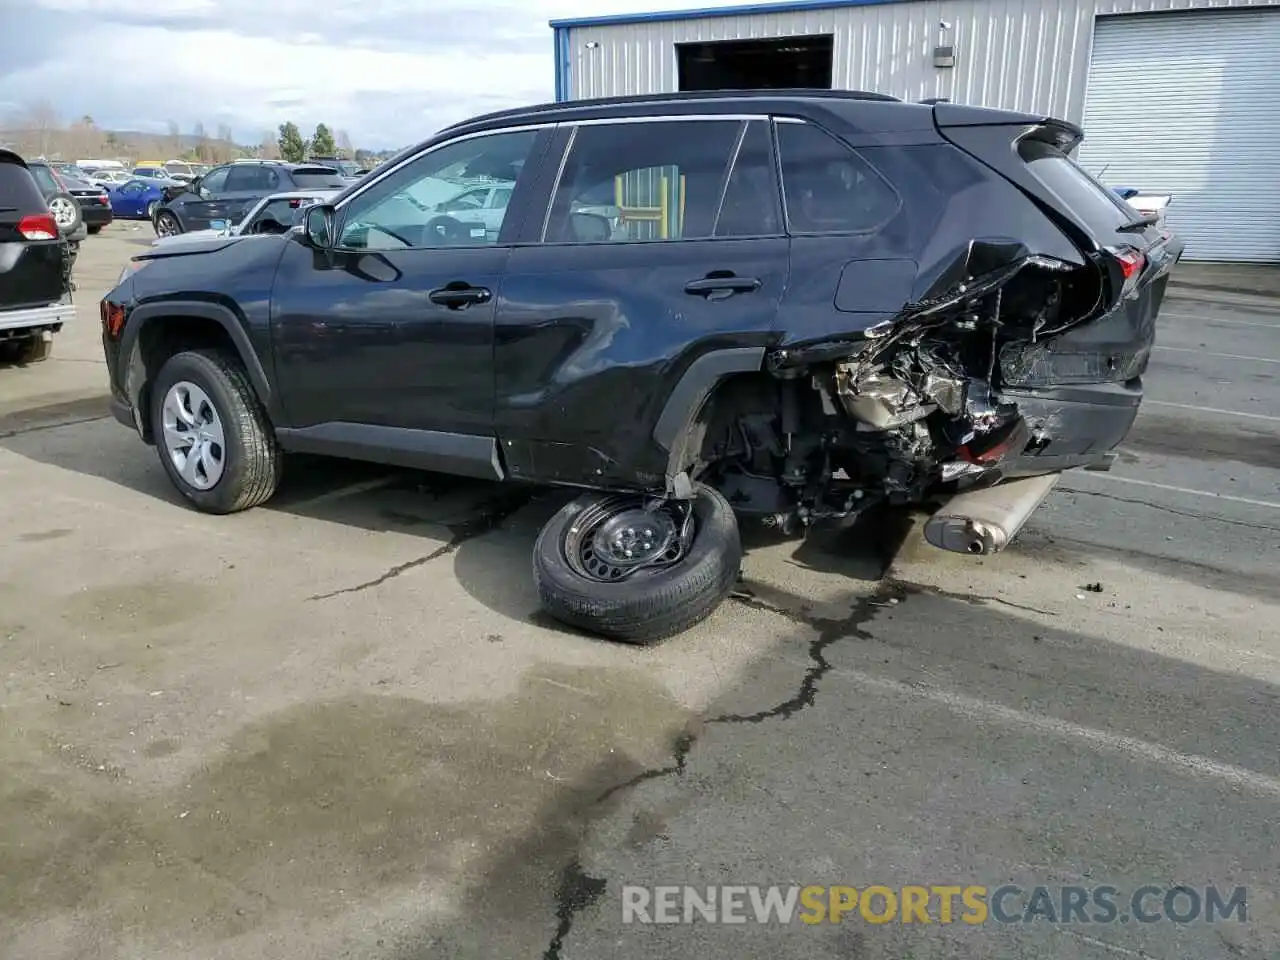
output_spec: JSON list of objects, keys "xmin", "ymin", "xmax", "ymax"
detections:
[{"xmin": 0, "ymin": 300, "xmax": 74, "ymax": 335}]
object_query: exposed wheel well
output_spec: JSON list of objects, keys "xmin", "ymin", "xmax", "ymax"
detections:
[
  {"xmin": 670, "ymin": 372, "xmax": 781, "ymax": 482},
  {"xmin": 128, "ymin": 316, "xmax": 241, "ymax": 443}
]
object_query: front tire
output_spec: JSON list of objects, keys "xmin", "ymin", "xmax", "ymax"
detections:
[
  {"xmin": 533, "ymin": 483, "xmax": 741, "ymax": 644},
  {"xmin": 146, "ymin": 200, "xmax": 158, "ymax": 220},
  {"xmin": 150, "ymin": 349, "xmax": 282, "ymax": 514}
]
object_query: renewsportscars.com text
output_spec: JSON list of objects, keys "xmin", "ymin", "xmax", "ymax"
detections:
[{"xmin": 621, "ymin": 884, "xmax": 1247, "ymax": 926}]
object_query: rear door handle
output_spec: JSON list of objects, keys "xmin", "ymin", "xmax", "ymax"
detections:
[
  {"xmin": 429, "ymin": 283, "xmax": 492, "ymax": 309},
  {"xmin": 684, "ymin": 275, "xmax": 761, "ymax": 301}
]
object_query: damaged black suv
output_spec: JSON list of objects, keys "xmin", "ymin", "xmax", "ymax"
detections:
[{"xmin": 100, "ymin": 91, "xmax": 1181, "ymax": 642}]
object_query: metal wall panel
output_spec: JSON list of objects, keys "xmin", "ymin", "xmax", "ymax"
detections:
[
  {"xmin": 1077, "ymin": 8, "xmax": 1280, "ymax": 261},
  {"xmin": 564, "ymin": 0, "xmax": 1280, "ymax": 124}
]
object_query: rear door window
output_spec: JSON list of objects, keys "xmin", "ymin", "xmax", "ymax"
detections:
[
  {"xmin": 715, "ymin": 120, "xmax": 782, "ymax": 238},
  {"xmin": 776, "ymin": 120, "xmax": 900, "ymax": 235},
  {"xmin": 1019, "ymin": 139, "xmax": 1136, "ymax": 233},
  {"xmin": 543, "ymin": 119, "xmax": 743, "ymax": 243}
]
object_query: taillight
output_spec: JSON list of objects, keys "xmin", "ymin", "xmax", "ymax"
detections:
[
  {"xmin": 17, "ymin": 213, "xmax": 58, "ymax": 240},
  {"xmin": 1114, "ymin": 248, "xmax": 1145, "ymax": 280},
  {"xmin": 100, "ymin": 300, "xmax": 127, "ymax": 339}
]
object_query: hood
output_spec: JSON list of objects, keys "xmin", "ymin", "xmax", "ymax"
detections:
[{"xmin": 136, "ymin": 231, "xmax": 257, "ymax": 259}]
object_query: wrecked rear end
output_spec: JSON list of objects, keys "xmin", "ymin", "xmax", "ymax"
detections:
[{"xmin": 725, "ymin": 103, "xmax": 1181, "ymax": 553}]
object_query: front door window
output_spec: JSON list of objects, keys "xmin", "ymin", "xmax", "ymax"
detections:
[{"xmin": 338, "ymin": 130, "xmax": 538, "ymax": 250}]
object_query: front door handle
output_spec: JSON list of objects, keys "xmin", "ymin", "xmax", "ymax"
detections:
[
  {"xmin": 684, "ymin": 274, "xmax": 761, "ymax": 301},
  {"xmin": 429, "ymin": 283, "xmax": 492, "ymax": 309}
]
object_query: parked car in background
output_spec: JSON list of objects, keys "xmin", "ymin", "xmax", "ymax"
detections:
[
  {"xmin": 150, "ymin": 189, "xmax": 339, "ymax": 247},
  {"xmin": 106, "ymin": 177, "xmax": 170, "ymax": 221},
  {"xmin": 132, "ymin": 164, "xmax": 173, "ymax": 180},
  {"xmin": 163, "ymin": 160, "xmax": 198, "ymax": 181},
  {"xmin": 0, "ymin": 149, "xmax": 76, "ymax": 364},
  {"xmin": 150, "ymin": 160, "xmax": 348, "ymax": 237},
  {"xmin": 25, "ymin": 161, "xmax": 87, "ymax": 242},
  {"xmin": 30, "ymin": 162, "xmax": 112, "ymax": 234},
  {"xmin": 82, "ymin": 169, "xmax": 132, "ymax": 189},
  {"xmin": 309, "ymin": 156, "xmax": 361, "ymax": 179}
]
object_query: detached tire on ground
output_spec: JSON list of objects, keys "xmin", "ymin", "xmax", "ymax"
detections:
[
  {"xmin": 150, "ymin": 348, "xmax": 282, "ymax": 514},
  {"xmin": 533, "ymin": 483, "xmax": 742, "ymax": 644}
]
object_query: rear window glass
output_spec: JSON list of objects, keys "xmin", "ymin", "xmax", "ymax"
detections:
[
  {"xmin": 0, "ymin": 159, "xmax": 47, "ymax": 211},
  {"xmin": 1019, "ymin": 140, "xmax": 1135, "ymax": 231},
  {"xmin": 292, "ymin": 168, "xmax": 347, "ymax": 189}
]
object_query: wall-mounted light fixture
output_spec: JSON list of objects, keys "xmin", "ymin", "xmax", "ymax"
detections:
[
  {"xmin": 584, "ymin": 41, "xmax": 599, "ymax": 49},
  {"xmin": 933, "ymin": 20, "xmax": 955, "ymax": 68}
]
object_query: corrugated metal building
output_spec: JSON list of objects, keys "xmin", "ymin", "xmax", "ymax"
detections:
[{"xmin": 550, "ymin": 0, "xmax": 1280, "ymax": 261}]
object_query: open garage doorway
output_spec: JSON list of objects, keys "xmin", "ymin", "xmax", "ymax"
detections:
[{"xmin": 676, "ymin": 35, "xmax": 834, "ymax": 91}]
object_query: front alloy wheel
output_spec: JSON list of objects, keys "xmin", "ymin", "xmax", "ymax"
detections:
[
  {"xmin": 533, "ymin": 483, "xmax": 742, "ymax": 644},
  {"xmin": 150, "ymin": 349, "xmax": 282, "ymax": 514},
  {"xmin": 161, "ymin": 380, "xmax": 226, "ymax": 490}
]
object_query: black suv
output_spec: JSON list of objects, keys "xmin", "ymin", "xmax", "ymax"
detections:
[
  {"xmin": 151, "ymin": 161, "xmax": 348, "ymax": 237},
  {"xmin": 1, "ymin": 150, "xmax": 75, "ymax": 363},
  {"xmin": 100, "ymin": 91, "xmax": 1182, "ymax": 641}
]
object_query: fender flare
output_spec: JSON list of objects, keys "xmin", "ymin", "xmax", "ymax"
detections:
[
  {"xmin": 121, "ymin": 300, "xmax": 273, "ymax": 404},
  {"xmin": 653, "ymin": 346, "xmax": 765, "ymax": 484}
]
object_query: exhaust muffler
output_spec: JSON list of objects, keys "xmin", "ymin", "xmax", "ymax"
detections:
[{"xmin": 924, "ymin": 473, "xmax": 1060, "ymax": 556}]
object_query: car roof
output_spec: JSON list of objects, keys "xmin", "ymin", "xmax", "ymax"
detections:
[{"xmin": 0, "ymin": 148, "xmax": 28, "ymax": 168}]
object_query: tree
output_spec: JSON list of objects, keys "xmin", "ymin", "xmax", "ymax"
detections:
[
  {"xmin": 276, "ymin": 122, "xmax": 306, "ymax": 162},
  {"xmin": 259, "ymin": 130, "xmax": 280, "ymax": 160},
  {"xmin": 166, "ymin": 119, "xmax": 181, "ymax": 154},
  {"xmin": 67, "ymin": 114, "xmax": 102, "ymax": 159},
  {"xmin": 18, "ymin": 99, "xmax": 60, "ymax": 158},
  {"xmin": 310, "ymin": 123, "xmax": 336, "ymax": 157},
  {"xmin": 335, "ymin": 129, "xmax": 354, "ymax": 159},
  {"xmin": 193, "ymin": 121, "xmax": 209, "ymax": 162},
  {"xmin": 215, "ymin": 123, "xmax": 234, "ymax": 162}
]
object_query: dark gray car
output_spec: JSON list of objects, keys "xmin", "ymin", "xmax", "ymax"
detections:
[{"xmin": 151, "ymin": 161, "xmax": 348, "ymax": 237}]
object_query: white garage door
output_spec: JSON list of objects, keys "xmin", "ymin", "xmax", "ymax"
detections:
[{"xmin": 1078, "ymin": 9, "xmax": 1280, "ymax": 262}]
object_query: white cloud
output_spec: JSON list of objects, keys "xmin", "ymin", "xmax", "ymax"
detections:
[{"xmin": 0, "ymin": 0, "xmax": 757, "ymax": 148}]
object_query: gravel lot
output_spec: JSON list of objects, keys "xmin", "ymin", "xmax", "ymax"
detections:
[{"xmin": 2, "ymin": 225, "xmax": 1277, "ymax": 960}]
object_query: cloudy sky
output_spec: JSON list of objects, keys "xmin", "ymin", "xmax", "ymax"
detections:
[{"xmin": 0, "ymin": 0, "xmax": 752, "ymax": 150}]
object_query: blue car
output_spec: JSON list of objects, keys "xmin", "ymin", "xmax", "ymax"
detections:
[{"xmin": 106, "ymin": 178, "xmax": 168, "ymax": 220}]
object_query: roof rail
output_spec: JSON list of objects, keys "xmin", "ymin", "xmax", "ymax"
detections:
[{"xmin": 440, "ymin": 88, "xmax": 901, "ymax": 134}]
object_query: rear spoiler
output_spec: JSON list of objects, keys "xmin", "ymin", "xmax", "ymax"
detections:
[{"xmin": 932, "ymin": 102, "xmax": 1084, "ymax": 154}]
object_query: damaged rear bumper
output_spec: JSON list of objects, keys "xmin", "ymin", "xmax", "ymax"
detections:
[{"xmin": 999, "ymin": 378, "xmax": 1141, "ymax": 475}]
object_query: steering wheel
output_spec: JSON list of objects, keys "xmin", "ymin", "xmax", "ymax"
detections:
[{"xmin": 424, "ymin": 215, "xmax": 469, "ymax": 244}]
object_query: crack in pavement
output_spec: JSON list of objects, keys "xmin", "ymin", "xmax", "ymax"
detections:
[
  {"xmin": 307, "ymin": 488, "xmax": 536, "ymax": 601},
  {"xmin": 540, "ymin": 581, "xmax": 905, "ymax": 957},
  {"xmin": 1058, "ymin": 486, "xmax": 1280, "ymax": 533},
  {"xmin": 543, "ymin": 859, "xmax": 609, "ymax": 960}
]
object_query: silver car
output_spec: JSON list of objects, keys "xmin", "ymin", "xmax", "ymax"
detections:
[{"xmin": 151, "ymin": 189, "xmax": 339, "ymax": 248}]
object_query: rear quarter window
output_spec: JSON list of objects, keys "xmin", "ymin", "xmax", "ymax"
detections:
[
  {"xmin": 28, "ymin": 164, "xmax": 59, "ymax": 195},
  {"xmin": 0, "ymin": 158, "xmax": 48, "ymax": 211},
  {"xmin": 1019, "ymin": 139, "xmax": 1135, "ymax": 233}
]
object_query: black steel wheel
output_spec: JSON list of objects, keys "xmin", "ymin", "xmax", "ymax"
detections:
[{"xmin": 533, "ymin": 482, "xmax": 741, "ymax": 644}]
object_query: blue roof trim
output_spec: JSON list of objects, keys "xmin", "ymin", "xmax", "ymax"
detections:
[{"xmin": 549, "ymin": 0, "xmax": 906, "ymax": 30}]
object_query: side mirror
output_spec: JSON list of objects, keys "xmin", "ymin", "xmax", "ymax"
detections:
[{"xmin": 304, "ymin": 203, "xmax": 336, "ymax": 248}]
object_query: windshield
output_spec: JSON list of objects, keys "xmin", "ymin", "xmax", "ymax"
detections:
[{"xmin": 291, "ymin": 168, "xmax": 348, "ymax": 189}]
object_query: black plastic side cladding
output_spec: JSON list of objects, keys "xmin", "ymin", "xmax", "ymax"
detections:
[
  {"xmin": 654, "ymin": 346, "xmax": 767, "ymax": 483},
  {"xmin": 122, "ymin": 301, "xmax": 270, "ymax": 393}
]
